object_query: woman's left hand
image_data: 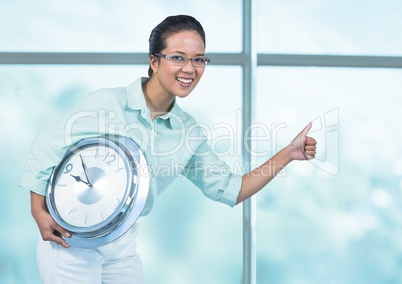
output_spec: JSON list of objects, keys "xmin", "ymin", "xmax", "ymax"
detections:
[{"xmin": 289, "ymin": 122, "xmax": 317, "ymax": 161}]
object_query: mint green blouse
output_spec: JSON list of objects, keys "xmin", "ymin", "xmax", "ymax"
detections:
[{"xmin": 20, "ymin": 77, "xmax": 242, "ymax": 216}]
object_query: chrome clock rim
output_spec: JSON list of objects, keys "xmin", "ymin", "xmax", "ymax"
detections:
[{"xmin": 46, "ymin": 136, "xmax": 150, "ymax": 248}]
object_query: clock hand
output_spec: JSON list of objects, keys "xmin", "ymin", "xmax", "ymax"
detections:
[
  {"xmin": 79, "ymin": 154, "xmax": 93, "ymax": 187},
  {"xmin": 70, "ymin": 174, "xmax": 93, "ymax": 188}
]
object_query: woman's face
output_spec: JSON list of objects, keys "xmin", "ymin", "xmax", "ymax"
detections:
[{"xmin": 151, "ymin": 30, "xmax": 206, "ymax": 99}]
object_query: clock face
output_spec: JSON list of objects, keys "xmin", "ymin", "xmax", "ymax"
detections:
[
  {"xmin": 52, "ymin": 143, "xmax": 130, "ymax": 228},
  {"xmin": 46, "ymin": 136, "xmax": 150, "ymax": 248}
]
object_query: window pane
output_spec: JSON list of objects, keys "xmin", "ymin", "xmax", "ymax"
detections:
[
  {"xmin": 258, "ymin": 0, "xmax": 402, "ymax": 56},
  {"xmin": 0, "ymin": 0, "xmax": 241, "ymax": 52},
  {"xmin": 255, "ymin": 67, "xmax": 402, "ymax": 283},
  {"xmin": 139, "ymin": 66, "xmax": 243, "ymax": 283},
  {"xmin": 1, "ymin": 65, "xmax": 242, "ymax": 283},
  {"xmin": 1, "ymin": 65, "xmax": 145, "ymax": 284}
]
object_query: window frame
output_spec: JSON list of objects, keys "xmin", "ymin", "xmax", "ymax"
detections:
[{"xmin": 2, "ymin": 0, "xmax": 402, "ymax": 283}]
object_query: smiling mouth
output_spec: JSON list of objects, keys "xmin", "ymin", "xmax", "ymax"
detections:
[{"xmin": 176, "ymin": 77, "xmax": 193, "ymax": 84}]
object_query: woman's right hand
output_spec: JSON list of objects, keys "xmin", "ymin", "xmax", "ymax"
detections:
[{"xmin": 30, "ymin": 191, "xmax": 71, "ymax": 248}]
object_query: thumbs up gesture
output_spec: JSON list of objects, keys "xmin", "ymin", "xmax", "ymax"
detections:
[{"xmin": 289, "ymin": 122, "xmax": 317, "ymax": 161}]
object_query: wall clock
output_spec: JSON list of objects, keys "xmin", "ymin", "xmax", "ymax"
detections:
[{"xmin": 46, "ymin": 136, "xmax": 149, "ymax": 248}]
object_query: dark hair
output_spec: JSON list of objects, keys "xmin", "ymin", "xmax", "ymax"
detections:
[{"xmin": 148, "ymin": 15, "xmax": 206, "ymax": 77}]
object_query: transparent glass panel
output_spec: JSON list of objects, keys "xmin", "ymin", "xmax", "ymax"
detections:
[
  {"xmin": 1, "ymin": 65, "xmax": 145, "ymax": 284},
  {"xmin": 254, "ymin": 67, "xmax": 402, "ymax": 283},
  {"xmin": 0, "ymin": 0, "xmax": 241, "ymax": 52},
  {"xmin": 1, "ymin": 65, "xmax": 242, "ymax": 283},
  {"xmin": 139, "ymin": 66, "xmax": 243, "ymax": 284},
  {"xmin": 258, "ymin": 0, "xmax": 402, "ymax": 56}
]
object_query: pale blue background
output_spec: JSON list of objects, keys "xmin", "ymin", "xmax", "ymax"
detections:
[{"xmin": 1, "ymin": 0, "xmax": 402, "ymax": 283}]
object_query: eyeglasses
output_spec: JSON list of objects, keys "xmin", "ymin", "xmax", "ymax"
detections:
[{"xmin": 152, "ymin": 53, "xmax": 210, "ymax": 67}]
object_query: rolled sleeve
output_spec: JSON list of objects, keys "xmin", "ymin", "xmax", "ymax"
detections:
[
  {"xmin": 219, "ymin": 173, "xmax": 242, "ymax": 207},
  {"xmin": 19, "ymin": 174, "xmax": 50, "ymax": 196},
  {"xmin": 19, "ymin": 131, "xmax": 68, "ymax": 195},
  {"xmin": 182, "ymin": 140, "xmax": 242, "ymax": 207}
]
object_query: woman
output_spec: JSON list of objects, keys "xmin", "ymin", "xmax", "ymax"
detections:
[{"xmin": 21, "ymin": 15, "xmax": 317, "ymax": 283}]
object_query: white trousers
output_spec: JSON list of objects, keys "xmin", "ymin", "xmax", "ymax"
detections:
[{"xmin": 36, "ymin": 224, "xmax": 145, "ymax": 284}]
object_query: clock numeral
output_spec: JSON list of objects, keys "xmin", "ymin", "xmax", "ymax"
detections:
[
  {"xmin": 68, "ymin": 208, "xmax": 77, "ymax": 220},
  {"xmin": 63, "ymin": 163, "xmax": 73, "ymax": 174},
  {"xmin": 103, "ymin": 152, "xmax": 116, "ymax": 165},
  {"xmin": 114, "ymin": 167, "xmax": 124, "ymax": 173},
  {"xmin": 110, "ymin": 198, "xmax": 121, "ymax": 210}
]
